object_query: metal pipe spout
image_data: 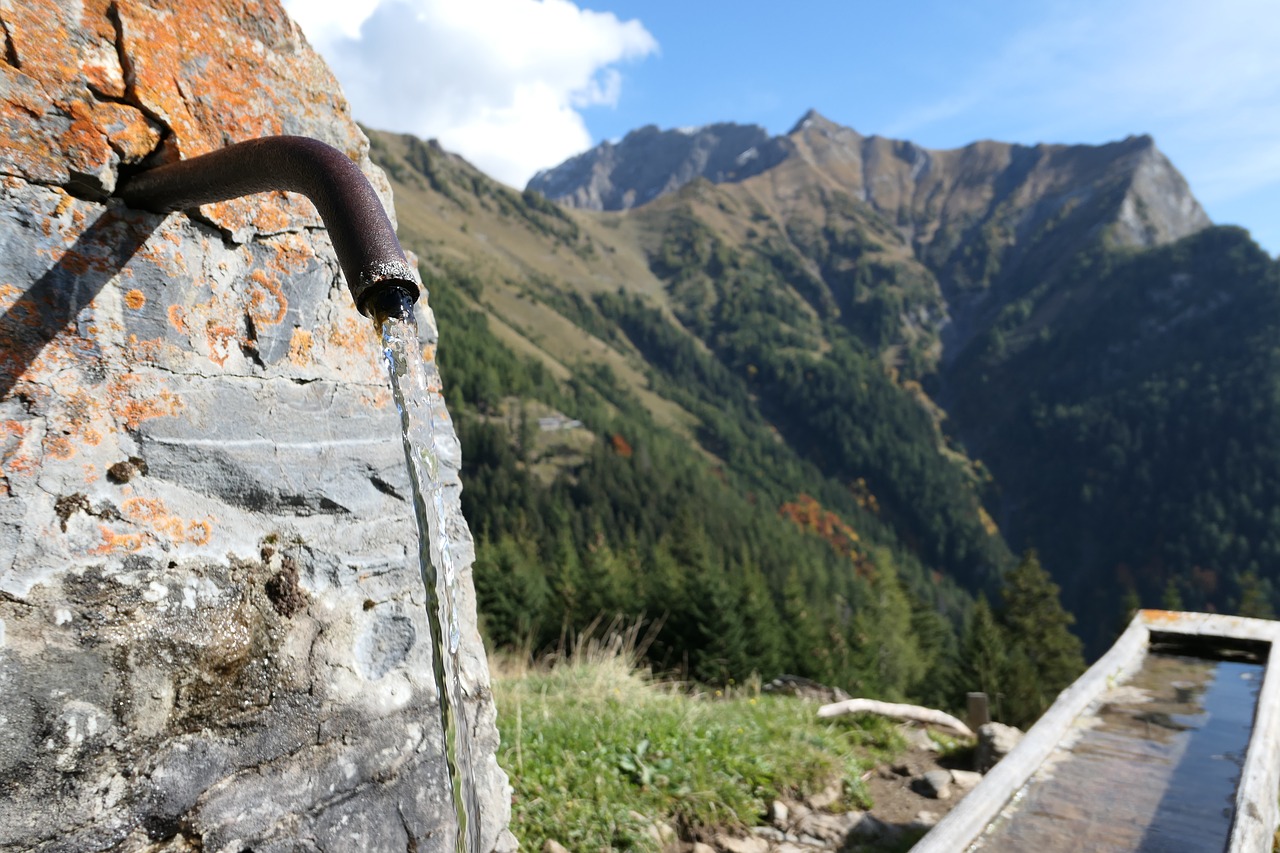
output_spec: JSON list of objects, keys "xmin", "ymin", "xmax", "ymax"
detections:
[{"xmin": 115, "ymin": 136, "xmax": 419, "ymax": 321}]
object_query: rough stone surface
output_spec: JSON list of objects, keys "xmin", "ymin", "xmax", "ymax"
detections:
[
  {"xmin": 977, "ymin": 722, "xmax": 1025, "ymax": 773},
  {"xmin": 0, "ymin": 1, "xmax": 512, "ymax": 850},
  {"xmin": 912, "ymin": 769, "xmax": 953, "ymax": 800},
  {"xmin": 714, "ymin": 833, "xmax": 770, "ymax": 853},
  {"xmin": 950, "ymin": 768, "xmax": 983, "ymax": 791}
]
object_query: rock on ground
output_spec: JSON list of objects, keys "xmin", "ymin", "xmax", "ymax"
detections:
[
  {"xmin": 0, "ymin": 1, "xmax": 511, "ymax": 850},
  {"xmin": 977, "ymin": 722, "xmax": 1025, "ymax": 773}
]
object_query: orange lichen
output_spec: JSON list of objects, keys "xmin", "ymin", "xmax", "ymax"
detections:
[
  {"xmin": 127, "ymin": 334, "xmax": 173, "ymax": 365},
  {"xmin": 246, "ymin": 269, "xmax": 287, "ymax": 326},
  {"xmin": 122, "ymin": 496, "xmax": 166, "ymax": 522},
  {"xmin": 124, "ymin": 289, "xmax": 146, "ymax": 310},
  {"xmin": 44, "ymin": 435, "xmax": 75, "ymax": 460},
  {"xmin": 168, "ymin": 305, "xmax": 188, "ymax": 335},
  {"xmin": 87, "ymin": 100, "xmax": 161, "ymax": 162},
  {"xmin": 287, "ymin": 328, "xmax": 313, "ymax": 366},
  {"xmin": 205, "ymin": 323, "xmax": 238, "ymax": 366},
  {"xmin": 89, "ymin": 524, "xmax": 148, "ymax": 555},
  {"xmin": 118, "ymin": 496, "xmax": 215, "ymax": 547},
  {"xmin": 108, "ymin": 375, "xmax": 184, "ymax": 430},
  {"xmin": 326, "ymin": 316, "xmax": 366, "ymax": 354},
  {"xmin": 187, "ymin": 519, "xmax": 212, "ymax": 546}
]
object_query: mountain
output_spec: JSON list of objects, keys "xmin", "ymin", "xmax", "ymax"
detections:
[
  {"xmin": 532, "ymin": 110, "xmax": 1210, "ymax": 362},
  {"xmin": 527, "ymin": 121, "xmax": 789, "ymax": 210},
  {"xmin": 523, "ymin": 111, "xmax": 1280, "ymax": 653},
  {"xmin": 365, "ymin": 108, "xmax": 1278, "ymax": 689}
]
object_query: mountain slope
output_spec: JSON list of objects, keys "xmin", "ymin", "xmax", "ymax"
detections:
[
  {"xmin": 522, "ymin": 112, "xmax": 1280, "ymax": 651},
  {"xmin": 366, "ymin": 128, "xmax": 1007, "ymax": 703},
  {"xmin": 369, "ymin": 110, "xmax": 1280, "ymax": 673}
]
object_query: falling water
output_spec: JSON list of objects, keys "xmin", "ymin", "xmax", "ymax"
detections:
[{"xmin": 380, "ymin": 302, "xmax": 481, "ymax": 853}]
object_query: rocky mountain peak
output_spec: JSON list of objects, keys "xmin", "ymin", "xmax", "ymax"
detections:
[
  {"xmin": 527, "ymin": 119, "xmax": 791, "ymax": 211},
  {"xmin": 530, "ymin": 111, "xmax": 1209, "ymax": 257},
  {"xmin": 788, "ymin": 108, "xmax": 843, "ymax": 134}
]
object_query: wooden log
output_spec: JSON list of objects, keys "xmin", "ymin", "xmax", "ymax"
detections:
[{"xmin": 816, "ymin": 698, "xmax": 976, "ymax": 738}]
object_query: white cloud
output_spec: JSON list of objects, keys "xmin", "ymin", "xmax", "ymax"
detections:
[{"xmin": 283, "ymin": 0, "xmax": 657, "ymax": 187}]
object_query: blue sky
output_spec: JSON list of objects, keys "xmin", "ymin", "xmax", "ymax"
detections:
[{"xmin": 286, "ymin": 0, "xmax": 1279, "ymax": 255}]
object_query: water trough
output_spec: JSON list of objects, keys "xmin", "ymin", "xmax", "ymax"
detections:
[{"xmin": 915, "ymin": 610, "xmax": 1280, "ymax": 852}]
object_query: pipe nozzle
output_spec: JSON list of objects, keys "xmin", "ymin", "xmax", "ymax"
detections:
[{"xmin": 116, "ymin": 136, "xmax": 420, "ymax": 320}]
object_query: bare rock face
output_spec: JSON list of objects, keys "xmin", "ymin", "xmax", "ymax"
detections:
[
  {"xmin": 0, "ymin": 2, "xmax": 512, "ymax": 850},
  {"xmin": 526, "ymin": 121, "xmax": 791, "ymax": 211}
]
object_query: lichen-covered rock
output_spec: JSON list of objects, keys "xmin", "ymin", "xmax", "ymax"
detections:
[{"xmin": 0, "ymin": 2, "xmax": 512, "ymax": 850}]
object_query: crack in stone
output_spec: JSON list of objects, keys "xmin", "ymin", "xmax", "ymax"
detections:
[
  {"xmin": 107, "ymin": 2, "xmax": 165, "ymax": 135},
  {"xmin": 1, "ymin": 17, "xmax": 20, "ymax": 69}
]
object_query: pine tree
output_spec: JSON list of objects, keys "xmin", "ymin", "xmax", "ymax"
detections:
[
  {"xmin": 1235, "ymin": 569, "xmax": 1275, "ymax": 619},
  {"xmin": 781, "ymin": 567, "xmax": 831, "ymax": 683},
  {"xmin": 473, "ymin": 534, "xmax": 551, "ymax": 649},
  {"xmin": 998, "ymin": 550, "xmax": 1085, "ymax": 716},
  {"xmin": 960, "ymin": 594, "xmax": 1006, "ymax": 711},
  {"xmin": 1001, "ymin": 647, "xmax": 1043, "ymax": 727},
  {"xmin": 851, "ymin": 549, "xmax": 925, "ymax": 700},
  {"xmin": 911, "ymin": 600, "xmax": 962, "ymax": 713}
]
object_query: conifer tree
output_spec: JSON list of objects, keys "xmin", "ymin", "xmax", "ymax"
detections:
[
  {"xmin": 851, "ymin": 549, "xmax": 925, "ymax": 700},
  {"xmin": 781, "ymin": 568, "xmax": 831, "ymax": 682},
  {"xmin": 1161, "ymin": 578, "xmax": 1185, "ymax": 611},
  {"xmin": 911, "ymin": 600, "xmax": 962, "ymax": 712},
  {"xmin": 473, "ymin": 534, "xmax": 551, "ymax": 649},
  {"xmin": 1001, "ymin": 647, "xmax": 1043, "ymax": 727},
  {"xmin": 1235, "ymin": 569, "xmax": 1275, "ymax": 619},
  {"xmin": 688, "ymin": 565, "xmax": 753, "ymax": 685},
  {"xmin": 998, "ymin": 550, "xmax": 1085, "ymax": 715},
  {"xmin": 960, "ymin": 594, "xmax": 1006, "ymax": 707}
]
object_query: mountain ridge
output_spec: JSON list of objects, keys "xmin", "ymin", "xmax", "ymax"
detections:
[
  {"xmin": 529, "ymin": 112, "xmax": 1211, "ymax": 367},
  {"xmin": 529, "ymin": 110, "xmax": 1209, "ymax": 256}
]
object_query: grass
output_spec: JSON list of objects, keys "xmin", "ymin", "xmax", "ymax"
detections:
[{"xmin": 491, "ymin": 627, "xmax": 906, "ymax": 851}]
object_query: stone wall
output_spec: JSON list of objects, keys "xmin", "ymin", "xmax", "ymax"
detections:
[{"xmin": 0, "ymin": 2, "xmax": 512, "ymax": 850}]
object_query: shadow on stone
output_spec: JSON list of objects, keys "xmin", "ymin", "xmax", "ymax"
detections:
[{"xmin": 0, "ymin": 204, "xmax": 157, "ymax": 398}]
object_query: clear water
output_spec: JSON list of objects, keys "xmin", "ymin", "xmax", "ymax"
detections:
[
  {"xmin": 974, "ymin": 653, "xmax": 1262, "ymax": 852},
  {"xmin": 382, "ymin": 313, "xmax": 480, "ymax": 853}
]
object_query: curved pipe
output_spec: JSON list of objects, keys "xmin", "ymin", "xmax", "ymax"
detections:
[{"xmin": 115, "ymin": 136, "xmax": 419, "ymax": 319}]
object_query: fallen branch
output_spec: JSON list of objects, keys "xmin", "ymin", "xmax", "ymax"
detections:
[{"xmin": 816, "ymin": 698, "xmax": 975, "ymax": 738}]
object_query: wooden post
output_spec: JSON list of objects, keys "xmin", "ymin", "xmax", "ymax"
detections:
[{"xmin": 967, "ymin": 692, "xmax": 990, "ymax": 733}]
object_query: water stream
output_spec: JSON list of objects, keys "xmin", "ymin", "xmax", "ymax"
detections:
[{"xmin": 381, "ymin": 309, "xmax": 481, "ymax": 853}]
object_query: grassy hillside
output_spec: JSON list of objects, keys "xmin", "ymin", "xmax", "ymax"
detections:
[{"xmin": 492, "ymin": 637, "xmax": 909, "ymax": 851}]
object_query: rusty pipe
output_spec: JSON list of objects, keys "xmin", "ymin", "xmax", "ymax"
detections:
[{"xmin": 115, "ymin": 136, "xmax": 418, "ymax": 321}]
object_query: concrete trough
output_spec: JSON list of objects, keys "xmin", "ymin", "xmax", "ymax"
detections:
[{"xmin": 914, "ymin": 610, "xmax": 1280, "ymax": 852}]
